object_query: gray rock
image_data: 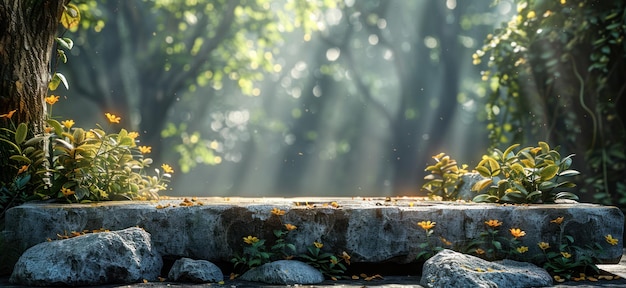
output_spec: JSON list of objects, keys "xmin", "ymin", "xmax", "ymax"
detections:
[
  {"xmin": 457, "ymin": 172, "xmax": 485, "ymax": 200},
  {"xmin": 168, "ymin": 257, "xmax": 223, "ymax": 283},
  {"xmin": 420, "ymin": 249, "xmax": 552, "ymax": 288},
  {"xmin": 10, "ymin": 227, "xmax": 162, "ymax": 286},
  {"xmin": 239, "ymin": 260, "xmax": 325, "ymax": 285}
]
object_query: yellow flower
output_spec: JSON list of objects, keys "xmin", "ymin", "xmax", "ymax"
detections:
[
  {"xmin": 605, "ymin": 234, "xmax": 619, "ymax": 246},
  {"xmin": 61, "ymin": 187, "xmax": 75, "ymax": 197},
  {"xmin": 417, "ymin": 221, "xmax": 436, "ymax": 231},
  {"xmin": 516, "ymin": 246, "xmax": 529, "ymax": 254},
  {"xmin": 105, "ymin": 112, "xmax": 121, "ymax": 123},
  {"xmin": 314, "ymin": 241, "xmax": 324, "ymax": 249},
  {"xmin": 128, "ymin": 132, "xmax": 139, "ymax": 139},
  {"xmin": 341, "ymin": 251, "xmax": 351, "ymax": 265},
  {"xmin": 17, "ymin": 165, "xmax": 29, "ymax": 175},
  {"xmin": 243, "ymin": 236, "xmax": 259, "ymax": 244},
  {"xmin": 284, "ymin": 224, "xmax": 297, "ymax": 231},
  {"xmin": 560, "ymin": 0, "xmax": 566, "ymax": 4},
  {"xmin": 61, "ymin": 119, "xmax": 75, "ymax": 129},
  {"xmin": 485, "ymin": 219, "xmax": 502, "ymax": 228},
  {"xmin": 161, "ymin": 164, "xmax": 174, "ymax": 174},
  {"xmin": 138, "ymin": 146, "xmax": 152, "ymax": 154},
  {"xmin": 561, "ymin": 252, "xmax": 572, "ymax": 259},
  {"xmin": 0, "ymin": 109, "xmax": 17, "ymax": 119},
  {"xmin": 509, "ymin": 228, "xmax": 526, "ymax": 238},
  {"xmin": 527, "ymin": 10, "xmax": 536, "ymax": 19},
  {"xmin": 45, "ymin": 95, "xmax": 60, "ymax": 105},
  {"xmin": 538, "ymin": 242, "xmax": 550, "ymax": 250},
  {"xmin": 475, "ymin": 248, "xmax": 485, "ymax": 255},
  {"xmin": 271, "ymin": 207, "xmax": 286, "ymax": 216},
  {"xmin": 550, "ymin": 217, "xmax": 564, "ymax": 224}
]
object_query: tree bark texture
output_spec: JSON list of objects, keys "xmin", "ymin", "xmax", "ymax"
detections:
[{"xmin": 0, "ymin": 0, "xmax": 68, "ymax": 132}]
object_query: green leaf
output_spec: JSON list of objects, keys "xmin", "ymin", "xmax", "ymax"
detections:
[
  {"xmin": 0, "ymin": 138, "xmax": 22, "ymax": 154},
  {"xmin": 558, "ymin": 169, "xmax": 580, "ymax": 177},
  {"xmin": 46, "ymin": 119, "xmax": 64, "ymax": 136},
  {"xmin": 473, "ymin": 194, "xmax": 499, "ymax": 203},
  {"xmin": 471, "ymin": 178, "xmax": 493, "ymax": 192},
  {"xmin": 49, "ymin": 72, "xmax": 69, "ymax": 91},
  {"xmin": 15, "ymin": 122, "xmax": 28, "ymax": 145},
  {"xmin": 56, "ymin": 37, "xmax": 74, "ymax": 50},
  {"xmin": 492, "ymin": 240, "xmax": 502, "ymax": 250},
  {"xmin": 9, "ymin": 155, "xmax": 31, "ymax": 164},
  {"xmin": 475, "ymin": 166, "xmax": 492, "ymax": 178},
  {"xmin": 539, "ymin": 165, "xmax": 559, "ymax": 181},
  {"xmin": 502, "ymin": 144, "xmax": 520, "ymax": 161}
]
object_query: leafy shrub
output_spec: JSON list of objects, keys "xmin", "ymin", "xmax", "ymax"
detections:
[
  {"xmin": 421, "ymin": 153, "xmax": 468, "ymax": 201},
  {"xmin": 471, "ymin": 141, "xmax": 579, "ymax": 204}
]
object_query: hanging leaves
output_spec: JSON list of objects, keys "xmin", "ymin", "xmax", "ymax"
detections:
[{"xmin": 60, "ymin": 4, "xmax": 80, "ymax": 30}]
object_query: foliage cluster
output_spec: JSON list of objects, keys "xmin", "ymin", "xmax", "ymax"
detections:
[
  {"xmin": 0, "ymin": 3, "xmax": 170, "ymax": 212},
  {"xmin": 476, "ymin": 0, "xmax": 626, "ymax": 207},
  {"xmin": 421, "ymin": 141, "xmax": 580, "ymax": 204},
  {"xmin": 231, "ymin": 208, "xmax": 350, "ymax": 280},
  {"xmin": 421, "ymin": 153, "xmax": 468, "ymax": 201},
  {"xmin": 415, "ymin": 216, "xmax": 618, "ymax": 281},
  {"xmin": 471, "ymin": 141, "xmax": 579, "ymax": 203}
]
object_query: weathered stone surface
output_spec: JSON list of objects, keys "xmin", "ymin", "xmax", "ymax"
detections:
[
  {"xmin": 3, "ymin": 197, "xmax": 623, "ymax": 268},
  {"xmin": 239, "ymin": 260, "xmax": 324, "ymax": 285},
  {"xmin": 168, "ymin": 257, "xmax": 223, "ymax": 283},
  {"xmin": 9, "ymin": 227, "xmax": 162, "ymax": 286},
  {"xmin": 421, "ymin": 249, "xmax": 552, "ymax": 288},
  {"xmin": 457, "ymin": 172, "xmax": 485, "ymax": 200}
]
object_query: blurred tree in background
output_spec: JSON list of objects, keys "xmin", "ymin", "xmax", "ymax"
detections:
[
  {"xmin": 476, "ymin": 0, "xmax": 626, "ymax": 206},
  {"xmin": 57, "ymin": 0, "xmax": 505, "ymax": 196}
]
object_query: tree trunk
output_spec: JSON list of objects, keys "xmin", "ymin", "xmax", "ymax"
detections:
[{"xmin": 0, "ymin": 0, "xmax": 68, "ymax": 179}]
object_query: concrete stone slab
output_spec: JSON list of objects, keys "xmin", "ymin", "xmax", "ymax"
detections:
[{"xmin": 3, "ymin": 197, "xmax": 623, "ymax": 268}]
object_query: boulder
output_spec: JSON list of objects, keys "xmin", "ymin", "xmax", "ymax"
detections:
[
  {"xmin": 10, "ymin": 227, "xmax": 162, "ymax": 286},
  {"xmin": 420, "ymin": 249, "xmax": 552, "ymax": 288},
  {"xmin": 168, "ymin": 257, "xmax": 223, "ymax": 283},
  {"xmin": 239, "ymin": 260, "xmax": 325, "ymax": 285}
]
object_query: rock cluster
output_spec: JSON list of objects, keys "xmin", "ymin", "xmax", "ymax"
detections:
[{"xmin": 8, "ymin": 227, "xmax": 326, "ymax": 286}]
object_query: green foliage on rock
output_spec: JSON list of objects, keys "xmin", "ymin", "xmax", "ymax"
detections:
[
  {"xmin": 471, "ymin": 141, "xmax": 579, "ymax": 204},
  {"xmin": 421, "ymin": 153, "xmax": 468, "ymax": 201}
]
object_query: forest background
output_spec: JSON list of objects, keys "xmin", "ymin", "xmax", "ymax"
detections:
[{"xmin": 4, "ymin": 0, "xmax": 625, "ymax": 206}]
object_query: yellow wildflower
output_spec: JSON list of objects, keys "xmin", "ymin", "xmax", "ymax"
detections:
[
  {"xmin": 271, "ymin": 207, "xmax": 286, "ymax": 216},
  {"xmin": 527, "ymin": 11, "xmax": 536, "ymax": 19},
  {"xmin": 485, "ymin": 219, "xmax": 502, "ymax": 228},
  {"xmin": 516, "ymin": 246, "xmax": 529, "ymax": 253},
  {"xmin": 61, "ymin": 187, "xmax": 75, "ymax": 197},
  {"xmin": 61, "ymin": 119, "xmax": 75, "ymax": 129},
  {"xmin": 284, "ymin": 224, "xmax": 297, "ymax": 231},
  {"xmin": 17, "ymin": 165, "xmax": 29, "ymax": 175},
  {"xmin": 417, "ymin": 221, "xmax": 436, "ymax": 231},
  {"xmin": 105, "ymin": 112, "xmax": 121, "ymax": 124},
  {"xmin": 128, "ymin": 131, "xmax": 139, "ymax": 139},
  {"xmin": 605, "ymin": 234, "xmax": 619, "ymax": 246},
  {"xmin": 0, "ymin": 109, "xmax": 17, "ymax": 119},
  {"xmin": 475, "ymin": 248, "xmax": 485, "ymax": 255},
  {"xmin": 243, "ymin": 236, "xmax": 259, "ymax": 244},
  {"xmin": 560, "ymin": 0, "xmax": 566, "ymax": 4},
  {"xmin": 314, "ymin": 241, "xmax": 324, "ymax": 249},
  {"xmin": 161, "ymin": 164, "xmax": 174, "ymax": 174},
  {"xmin": 45, "ymin": 95, "xmax": 60, "ymax": 105},
  {"xmin": 550, "ymin": 217, "xmax": 564, "ymax": 224},
  {"xmin": 561, "ymin": 252, "xmax": 572, "ymax": 259},
  {"xmin": 138, "ymin": 146, "xmax": 152, "ymax": 154},
  {"xmin": 538, "ymin": 242, "xmax": 550, "ymax": 250},
  {"xmin": 509, "ymin": 228, "xmax": 526, "ymax": 238}
]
